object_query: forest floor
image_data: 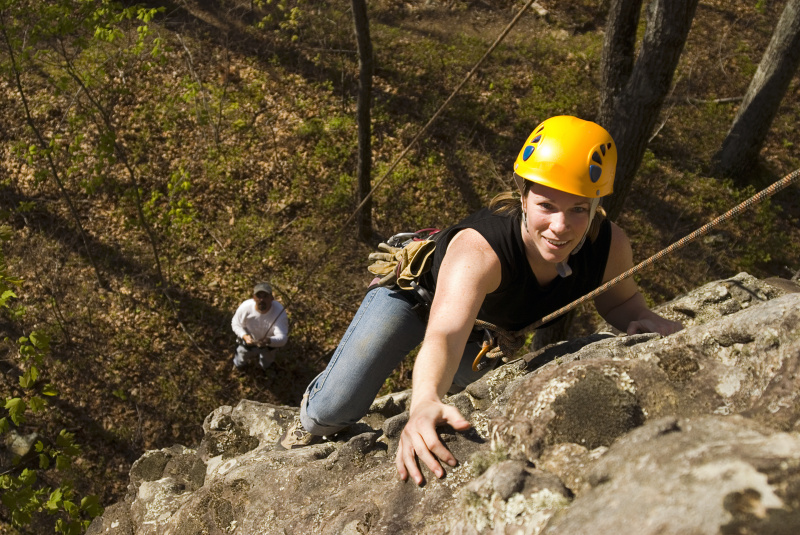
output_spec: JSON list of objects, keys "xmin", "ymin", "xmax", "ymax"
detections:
[{"xmin": 0, "ymin": 0, "xmax": 798, "ymax": 527}]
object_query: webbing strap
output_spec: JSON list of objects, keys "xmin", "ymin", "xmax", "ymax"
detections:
[{"xmin": 473, "ymin": 168, "xmax": 800, "ymax": 369}]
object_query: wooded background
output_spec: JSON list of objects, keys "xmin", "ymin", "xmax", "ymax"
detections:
[{"xmin": 1, "ymin": 0, "xmax": 799, "ymax": 531}]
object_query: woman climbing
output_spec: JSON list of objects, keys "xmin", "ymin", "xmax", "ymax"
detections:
[{"xmin": 277, "ymin": 115, "xmax": 683, "ymax": 486}]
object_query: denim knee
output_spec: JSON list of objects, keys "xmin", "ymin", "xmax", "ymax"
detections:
[{"xmin": 300, "ymin": 392, "xmax": 348, "ymax": 436}]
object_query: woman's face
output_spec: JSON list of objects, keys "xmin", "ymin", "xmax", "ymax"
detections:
[{"xmin": 522, "ymin": 183, "xmax": 591, "ymax": 265}]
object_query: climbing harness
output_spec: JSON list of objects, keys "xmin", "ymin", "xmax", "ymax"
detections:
[
  {"xmin": 471, "ymin": 319, "xmax": 526, "ymax": 372},
  {"xmin": 470, "ymin": 167, "xmax": 800, "ymax": 371},
  {"xmin": 384, "ymin": 229, "xmax": 440, "ymax": 248}
]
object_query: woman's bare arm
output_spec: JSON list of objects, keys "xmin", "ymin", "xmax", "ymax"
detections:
[
  {"xmin": 594, "ymin": 222, "xmax": 683, "ymax": 336},
  {"xmin": 395, "ymin": 228, "xmax": 501, "ymax": 485}
]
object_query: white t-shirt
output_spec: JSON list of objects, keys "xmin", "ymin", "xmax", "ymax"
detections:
[{"xmin": 231, "ymin": 299, "xmax": 289, "ymax": 347}]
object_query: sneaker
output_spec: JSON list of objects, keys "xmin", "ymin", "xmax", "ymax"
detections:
[{"xmin": 275, "ymin": 417, "xmax": 321, "ymax": 450}]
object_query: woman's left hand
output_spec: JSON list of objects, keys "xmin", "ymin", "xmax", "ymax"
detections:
[{"xmin": 626, "ymin": 316, "xmax": 684, "ymax": 336}]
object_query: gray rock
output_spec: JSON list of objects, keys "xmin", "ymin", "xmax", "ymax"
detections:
[
  {"xmin": 86, "ymin": 502, "xmax": 134, "ymax": 535},
  {"xmin": 90, "ymin": 274, "xmax": 800, "ymax": 534},
  {"xmin": 543, "ymin": 415, "xmax": 800, "ymax": 535}
]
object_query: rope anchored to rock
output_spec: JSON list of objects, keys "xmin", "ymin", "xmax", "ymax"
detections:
[{"xmin": 471, "ymin": 167, "xmax": 800, "ymax": 371}]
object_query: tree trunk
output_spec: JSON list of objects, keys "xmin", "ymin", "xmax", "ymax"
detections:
[
  {"xmin": 599, "ymin": 0, "xmax": 700, "ymax": 220},
  {"xmin": 712, "ymin": 0, "xmax": 800, "ymax": 180},
  {"xmin": 598, "ymin": 0, "xmax": 643, "ymax": 121},
  {"xmin": 352, "ymin": 0, "xmax": 374, "ymax": 241}
]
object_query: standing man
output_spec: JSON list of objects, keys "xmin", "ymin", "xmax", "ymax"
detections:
[{"xmin": 231, "ymin": 282, "xmax": 289, "ymax": 371}]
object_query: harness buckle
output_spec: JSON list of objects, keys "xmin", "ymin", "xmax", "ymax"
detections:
[{"xmin": 409, "ymin": 280, "xmax": 433, "ymax": 306}]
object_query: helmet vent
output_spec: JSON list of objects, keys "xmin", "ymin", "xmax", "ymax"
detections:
[
  {"xmin": 589, "ymin": 165, "xmax": 602, "ymax": 183},
  {"xmin": 522, "ymin": 145, "xmax": 535, "ymax": 160},
  {"xmin": 591, "ymin": 151, "xmax": 603, "ymax": 164},
  {"xmin": 600, "ymin": 144, "xmax": 606, "ymax": 156}
]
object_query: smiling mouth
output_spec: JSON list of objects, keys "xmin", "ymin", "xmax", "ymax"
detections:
[{"xmin": 544, "ymin": 237, "xmax": 569, "ymax": 247}]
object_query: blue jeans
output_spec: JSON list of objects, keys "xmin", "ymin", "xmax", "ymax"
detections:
[{"xmin": 300, "ymin": 286, "xmax": 490, "ymax": 435}]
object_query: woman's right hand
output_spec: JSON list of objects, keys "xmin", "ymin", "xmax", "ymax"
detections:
[{"xmin": 395, "ymin": 398, "xmax": 471, "ymax": 486}]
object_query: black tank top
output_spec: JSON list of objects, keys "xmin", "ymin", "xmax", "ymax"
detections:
[{"xmin": 419, "ymin": 208, "xmax": 612, "ymax": 331}]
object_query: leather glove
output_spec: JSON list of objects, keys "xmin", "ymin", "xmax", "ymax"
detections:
[
  {"xmin": 396, "ymin": 240, "xmax": 436, "ymax": 290},
  {"xmin": 367, "ymin": 240, "xmax": 437, "ymax": 290},
  {"xmin": 368, "ymin": 243, "xmax": 402, "ymax": 287}
]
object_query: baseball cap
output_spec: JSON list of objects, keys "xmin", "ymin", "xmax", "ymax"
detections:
[{"xmin": 253, "ymin": 282, "xmax": 273, "ymax": 296}]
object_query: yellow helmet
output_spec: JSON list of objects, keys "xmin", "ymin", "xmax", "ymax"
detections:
[{"xmin": 513, "ymin": 115, "xmax": 616, "ymax": 198}]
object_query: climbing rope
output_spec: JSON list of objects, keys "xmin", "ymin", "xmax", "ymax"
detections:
[{"xmin": 472, "ymin": 167, "xmax": 800, "ymax": 371}]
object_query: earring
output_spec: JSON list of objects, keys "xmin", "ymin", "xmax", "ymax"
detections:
[{"xmin": 521, "ymin": 206, "xmax": 528, "ymax": 231}]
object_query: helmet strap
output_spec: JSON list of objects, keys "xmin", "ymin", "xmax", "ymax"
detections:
[
  {"xmin": 569, "ymin": 197, "xmax": 601, "ymax": 257},
  {"xmin": 558, "ymin": 197, "xmax": 602, "ymax": 278}
]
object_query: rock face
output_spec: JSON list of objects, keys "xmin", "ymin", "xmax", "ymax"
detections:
[{"xmin": 88, "ymin": 273, "xmax": 800, "ymax": 535}]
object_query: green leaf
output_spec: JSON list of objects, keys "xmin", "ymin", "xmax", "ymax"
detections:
[
  {"xmin": 19, "ymin": 365, "xmax": 38, "ymax": 388},
  {"xmin": 29, "ymin": 396, "xmax": 46, "ymax": 413},
  {"xmin": 81, "ymin": 495, "xmax": 104, "ymax": 517},
  {"xmin": 63, "ymin": 499, "xmax": 78, "ymax": 516},
  {"xmin": 11, "ymin": 509, "xmax": 33, "ymax": 527},
  {"xmin": 19, "ymin": 468, "xmax": 37, "ymax": 485},
  {"xmin": 42, "ymin": 384, "xmax": 59, "ymax": 396},
  {"xmin": 55, "ymin": 455, "xmax": 71, "ymax": 470},
  {"xmin": 46, "ymin": 487, "xmax": 64, "ymax": 511},
  {"xmin": 29, "ymin": 331, "xmax": 50, "ymax": 350},
  {"xmin": 0, "ymin": 417, "xmax": 9, "ymax": 434},
  {"xmin": 39, "ymin": 453, "xmax": 50, "ymax": 469},
  {"xmin": 4, "ymin": 398, "xmax": 27, "ymax": 425},
  {"xmin": 0, "ymin": 289, "xmax": 17, "ymax": 307},
  {"xmin": 56, "ymin": 429, "xmax": 76, "ymax": 448},
  {"xmin": 55, "ymin": 518, "xmax": 83, "ymax": 535},
  {"xmin": 0, "ymin": 224, "xmax": 13, "ymax": 241}
]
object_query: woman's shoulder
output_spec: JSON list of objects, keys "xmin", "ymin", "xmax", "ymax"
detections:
[
  {"xmin": 607, "ymin": 220, "xmax": 631, "ymax": 252},
  {"xmin": 602, "ymin": 221, "xmax": 635, "ymax": 282},
  {"xmin": 442, "ymin": 227, "xmax": 503, "ymax": 293},
  {"xmin": 446, "ymin": 226, "xmax": 497, "ymax": 257}
]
